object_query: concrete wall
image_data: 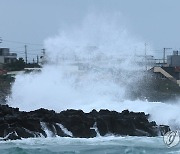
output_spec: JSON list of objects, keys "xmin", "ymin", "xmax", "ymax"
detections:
[{"xmin": 0, "ymin": 56, "xmax": 4, "ymax": 63}]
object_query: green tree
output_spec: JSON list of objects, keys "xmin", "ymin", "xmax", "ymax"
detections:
[{"xmin": 4, "ymin": 57, "xmax": 25, "ymax": 71}]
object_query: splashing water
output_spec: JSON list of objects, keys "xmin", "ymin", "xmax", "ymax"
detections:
[{"xmin": 7, "ymin": 14, "xmax": 180, "ymax": 129}]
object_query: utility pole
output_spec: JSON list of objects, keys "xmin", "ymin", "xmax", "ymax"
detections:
[
  {"xmin": 41, "ymin": 48, "xmax": 46, "ymax": 64},
  {"xmin": 37, "ymin": 55, "xmax": 39, "ymax": 64},
  {"xmin": 41, "ymin": 48, "xmax": 45, "ymax": 55},
  {"xmin": 25, "ymin": 45, "xmax": 27, "ymax": 64},
  {"xmin": 145, "ymin": 43, "xmax": 147, "ymax": 70},
  {"xmin": 0, "ymin": 37, "xmax": 2, "ymax": 48},
  {"xmin": 163, "ymin": 48, "xmax": 172, "ymax": 64}
]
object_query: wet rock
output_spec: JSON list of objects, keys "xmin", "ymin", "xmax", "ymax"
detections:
[{"xmin": 0, "ymin": 105, "xmax": 170, "ymax": 140}]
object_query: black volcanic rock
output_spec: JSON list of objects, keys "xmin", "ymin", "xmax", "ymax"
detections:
[{"xmin": 0, "ymin": 105, "xmax": 170, "ymax": 140}]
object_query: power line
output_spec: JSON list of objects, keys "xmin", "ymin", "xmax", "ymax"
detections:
[
  {"xmin": 2, "ymin": 39, "xmax": 43, "ymax": 46},
  {"xmin": 27, "ymin": 49, "xmax": 43, "ymax": 52}
]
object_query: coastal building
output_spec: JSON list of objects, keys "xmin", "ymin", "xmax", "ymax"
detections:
[
  {"xmin": 152, "ymin": 51, "xmax": 180, "ymax": 86},
  {"xmin": 167, "ymin": 51, "xmax": 180, "ymax": 67},
  {"xmin": 0, "ymin": 48, "xmax": 17, "ymax": 68}
]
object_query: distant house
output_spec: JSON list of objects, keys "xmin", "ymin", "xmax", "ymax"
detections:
[
  {"xmin": 0, "ymin": 48, "xmax": 17, "ymax": 68},
  {"xmin": 152, "ymin": 51, "xmax": 180, "ymax": 86}
]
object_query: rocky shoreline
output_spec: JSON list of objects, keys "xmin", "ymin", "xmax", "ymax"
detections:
[
  {"xmin": 0, "ymin": 76, "xmax": 14, "ymax": 104},
  {"xmin": 0, "ymin": 105, "xmax": 170, "ymax": 140}
]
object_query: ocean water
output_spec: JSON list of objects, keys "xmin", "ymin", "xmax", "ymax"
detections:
[{"xmin": 0, "ymin": 136, "xmax": 179, "ymax": 154}]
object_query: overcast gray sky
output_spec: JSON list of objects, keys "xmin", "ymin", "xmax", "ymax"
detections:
[{"xmin": 0, "ymin": 0, "xmax": 180, "ymax": 60}]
